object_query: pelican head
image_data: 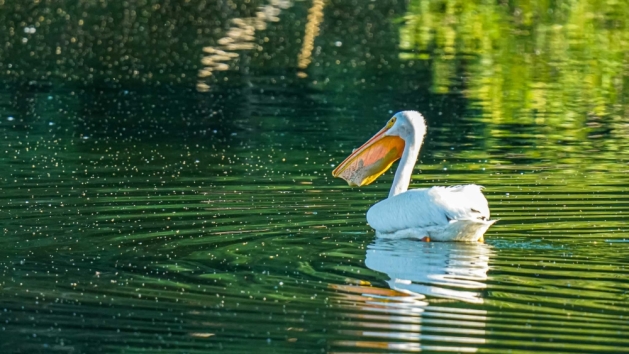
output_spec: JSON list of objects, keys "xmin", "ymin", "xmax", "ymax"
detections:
[
  {"xmin": 333, "ymin": 111, "xmax": 427, "ymax": 187},
  {"xmin": 385, "ymin": 111, "xmax": 427, "ymax": 142}
]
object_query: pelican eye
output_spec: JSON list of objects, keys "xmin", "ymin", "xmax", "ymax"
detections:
[
  {"xmin": 471, "ymin": 208, "xmax": 480, "ymax": 213},
  {"xmin": 387, "ymin": 117, "xmax": 396, "ymax": 127}
]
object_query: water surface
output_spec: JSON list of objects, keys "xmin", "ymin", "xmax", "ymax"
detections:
[{"xmin": 2, "ymin": 0, "xmax": 629, "ymax": 353}]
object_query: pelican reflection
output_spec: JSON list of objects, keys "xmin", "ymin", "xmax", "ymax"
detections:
[
  {"xmin": 330, "ymin": 240, "xmax": 491, "ymax": 352},
  {"xmin": 366, "ymin": 238, "xmax": 491, "ymax": 304}
]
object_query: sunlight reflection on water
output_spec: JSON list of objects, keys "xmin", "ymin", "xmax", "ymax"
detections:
[{"xmin": 1, "ymin": 0, "xmax": 629, "ymax": 352}]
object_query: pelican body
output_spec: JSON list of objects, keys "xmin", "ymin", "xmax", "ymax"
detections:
[{"xmin": 333, "ymin": 111, "xmax": 494, "ymax": 241}]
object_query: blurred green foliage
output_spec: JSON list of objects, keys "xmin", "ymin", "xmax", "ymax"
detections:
[
  {"xmin": 400, "ymin": 0, "xmax": 628, "ymax": 123},
  {"xmin": 400, "ymin": 0, "xmax": 629, "ymax": 168}
]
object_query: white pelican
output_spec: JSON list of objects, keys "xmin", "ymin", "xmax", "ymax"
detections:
[{"xmin": 332, "ymin": 111, "xmax": 495, "ymax": 242}]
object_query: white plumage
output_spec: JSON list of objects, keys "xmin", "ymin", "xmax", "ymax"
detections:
[
  {"xmin": 333, "ymin": 111, "xmax": 495, "ymax": 242},
  {"xmin": 367, "ymin": 185, "xmax": 495, "ymax": 241}
]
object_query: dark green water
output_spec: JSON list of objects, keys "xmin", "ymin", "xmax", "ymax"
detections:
[{"xmin": 2, "ymin": 0, "xmax": 629, "ymax": 353}]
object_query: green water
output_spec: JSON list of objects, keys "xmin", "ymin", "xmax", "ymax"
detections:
[{"xmin": 2, "ymin": 0, "xmax": 629, "ymax": 353}]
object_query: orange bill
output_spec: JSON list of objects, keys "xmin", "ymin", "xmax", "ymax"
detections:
[{"xmin": 332, "ymin": 125, "xmax": 405, "ymax": 186}]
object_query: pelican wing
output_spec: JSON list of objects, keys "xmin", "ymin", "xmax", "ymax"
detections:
[{"xmin": 366, "ymin": 185, "xmax": 491, "ymax": 234}]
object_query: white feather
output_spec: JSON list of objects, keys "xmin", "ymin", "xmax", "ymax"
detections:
[{"xmin": 367, "ymin": 185, "xmax": 495, "ymax": 241}]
